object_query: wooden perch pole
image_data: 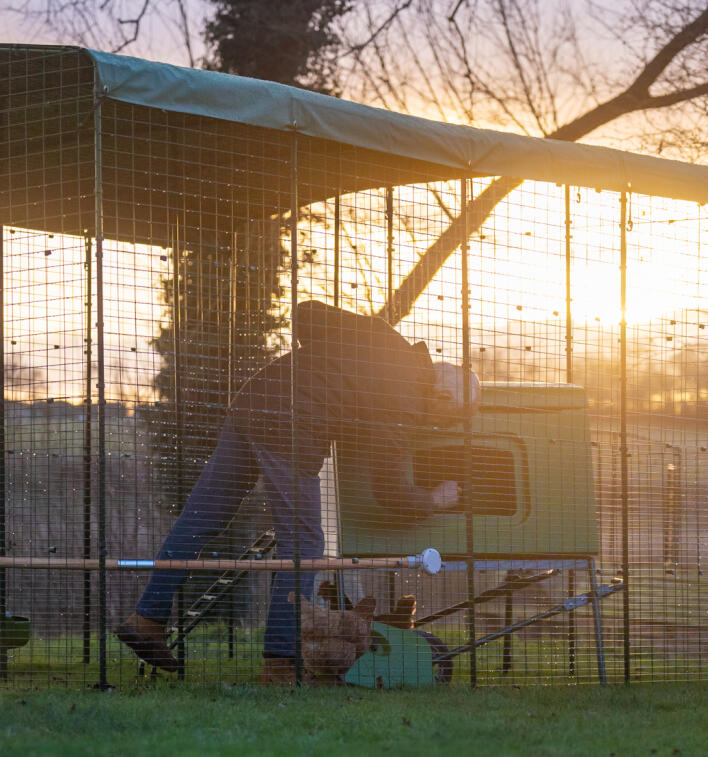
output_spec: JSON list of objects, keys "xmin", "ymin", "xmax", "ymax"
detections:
[{"xmin": 0, "ymin": 548, "xmax": 443, "ymax": 575}]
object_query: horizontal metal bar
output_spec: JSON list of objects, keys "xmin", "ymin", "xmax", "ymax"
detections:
[{"xmin": 472, "ymin": 558, "xmax": 593, "ymax": 571}]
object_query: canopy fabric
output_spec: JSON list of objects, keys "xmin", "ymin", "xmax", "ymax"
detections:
[{"xmin": 87, "ymin": 48, "xmax": 708, "ymax": 203}]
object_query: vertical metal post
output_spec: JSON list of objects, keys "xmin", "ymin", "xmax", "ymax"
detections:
[
  {"xmin": 227, "ymin": 247, "xmax": 236, "ymax": 661},
  {"xmin": 0, "ymin": 224, "xmax": 6, "ymax": 681},
  {"xmin": 619, "ymin": 190, "xmax": 630, "ymax": 684},
  {"xmin": 172, "ymin": 221, "xmax": 186, "ymax": 680},
  {"xmin": 663, "ymin": 450, "xmax": 681, "ymax": 567},
  {"xmin": 564, "ymin": 186, "xmax": 573, "ymax": 383},
  {"xmin": 82, "ymin": 234, "xmax": 93, "ymax": 665},
  {"xmin": 93, "ymin": 79, "xmax": 108, "ymax": 690},
  {"xmin": 290, "ymin": 132, "xmax": 302, "ymax": 685},
  {"xmin": 385, "ymin": 185, "xmax": 396, "ymax": 611},
  {"xmin": 334, "ymin": 194, "xmax": 340, "ymax": 308},
  {"xmin": 332, "ymin": 191, "xmax": 345, "ymax": 610},
  {"xmin": 567, "ymin": 568, "xmax": 576, "ymax": 677},
  {"xmin": 461, "ymin": 178, "xmax": 476, "ymax": 687},
  {"xmin": 386, "ymin": 186, "xmax": 394, "ymax": 323},
  {"xmin": 589, "ymin": 558, "xmax": 608, "ymax": 685},
  {"xmin": 564, "ymin": 186, "xmax": 576, "ymax": 676},
  {"xmin": 502, "ymin": 590, "xmax": 513, "ymax": 674}
]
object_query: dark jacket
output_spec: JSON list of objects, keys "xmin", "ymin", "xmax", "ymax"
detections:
[{"xmin": 232, "ymin": 300, "xmax": 436, "ymax": 517}]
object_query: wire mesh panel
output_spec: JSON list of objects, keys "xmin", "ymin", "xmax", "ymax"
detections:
[{"xmin": 0, "ymin": 45, "xmax": 707, "ymax": 689}]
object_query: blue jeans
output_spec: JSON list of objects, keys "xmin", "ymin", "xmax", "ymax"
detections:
[{"xmin": 136, "ymin": 419, "xmax": 325, "ymax": 658}]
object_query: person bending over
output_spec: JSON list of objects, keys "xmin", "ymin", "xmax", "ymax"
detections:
[{"xmin": 116, "ymin": 301, "xmax": 462, "ymax": 681}]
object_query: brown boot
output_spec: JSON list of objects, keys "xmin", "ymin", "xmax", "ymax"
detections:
[
  {"xmin": 115, "ymin": 612, "xmax": 179, "ymax": 673},
  {"xmin": 260, "ymin": 657, "xmax": 296, "ymax": 685}
]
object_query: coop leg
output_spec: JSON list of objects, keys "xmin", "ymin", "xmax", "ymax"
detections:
[
  {"xmin": 588, "ymin": 559, "xmax": 607, "ymax": 685},
  {"xmin": 568, "ymin": 569, "xmax": 576, "ymax": 676},
  {"xmin": 502, "ymin": 586, "xmax": 513, "ymax": 674},
  {"xmin": 227, "ymin": 540, "xmax": 235, "ymax": 660},
  {"xmin": 177, "ymin": 586, "xmax": 185, "ymax": 680},
  {"xmin": 387, "ymin": 571, "xmax": 396, "ymax": 614},
  {"xmin": 336, "ymin": 569, "xmax": 347, "ymax": 611}
]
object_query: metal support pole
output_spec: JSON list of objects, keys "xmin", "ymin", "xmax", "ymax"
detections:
[
  {"xmin": 461, "ymin": 178, "xmax": 477, "ymax": 687},
  {"xmin": 176, "ymin": 588, "xmax": 185, "ymax": 678},
  {"xmin": 82, "ymin": 235, "xmax": 93, "ymax": 665},
  {"xmin": 332, "ymin": 191, "xmax": 344, "ymax": 609},
  {"xmin": 386, "ymin": 186, "xmax": 394, "ymax": 323},
  {"xmin": 589, "ymin": 559, "xmax": 608, "ymax": 685},
  {"xmin": 502, "ymin": 589, "xmax": 513, "ymax": 674},
  {"xmin": 0, "ymin": 224, "xmax": 6, "ymax": 681},
  {"xmin": 663, "ymin": 449, "xmax": 681, "ymax": 567},
  {"xmin": 620, "ymin": 190, "xmax": 630, "ymax": 684},
  {"xmin": 93, "ymin": 79, "xmax": 108, "ymax": 690},
  {"xmin": 290, "ymin": 131, "xmax": 302, "ymax": 685},
  {"xmin": 227, "ymin": 250, "xmax": 237, "ymax": 661},
  {"xmin": 385, "ymin": 185, "xmax": 396, "ymax": 614},
  {"xmin": 564, "ymin": 186, "xmax": 573, "ymax": 383},
  {"xmin": 564, "ymin": 186, "xmax": 576, "ymax": 676},
  {"xmin": 172, "ymin": 221, "xmax": 186, "ymax": 680},
  {"xmin": 567, "ymin": 569, "xmax": 576, "ymax": 676},
  {"xmin": 334, "ymin": 194, "xmax": 340, "ymax": 309}
]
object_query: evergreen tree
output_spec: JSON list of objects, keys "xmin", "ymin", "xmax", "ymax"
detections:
[
  {"xmin": 146, "ymin": 2, "xmax": 353, "ymax": 503},
  {"xmin": 204, "ymin": 0, "xmax": 352, "ymax": 95},
  {"xmin": 144, "ymin": 220, "xmax": 285, "ymax": 504}
]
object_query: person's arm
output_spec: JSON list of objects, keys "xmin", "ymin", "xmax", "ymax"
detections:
[{"xmin": 369, "ymin": 437, "xmax": 460, "ymax": 522}]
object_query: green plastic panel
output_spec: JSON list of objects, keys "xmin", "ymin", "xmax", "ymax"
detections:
[{"xmin": 337, "ymin": 383, "xmax": 597, "ymax": 557}]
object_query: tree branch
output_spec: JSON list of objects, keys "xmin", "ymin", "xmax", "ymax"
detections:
[
  {"xmin": 380, "ymin": 4, "xmax": 708, "ymax": 324},
  {"xmin": 175, "ymin": 0, "xmax": 195, "ymax": 68},
  {"xmin": 343, "ymin": 0, "xmax": 413, "ymax": 56},
  {"xmin": 495, "ymin": 0, "xmax": 548, "ymax": 135},
  {"xmin": 115, "ymin": 0, "xmax": 151, "ymax": 52},
  {"xmin": 628, "ymin": 6, "xmax": 708, "ymax": 97},
  {"xmin": 640, "ymin": 80, "xmax": 708, "ymax": 110}
]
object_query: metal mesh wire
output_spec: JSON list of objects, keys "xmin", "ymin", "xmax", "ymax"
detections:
[{"xmin": 0, "ymin": 46, "xmax": 706, "ymax": 688}]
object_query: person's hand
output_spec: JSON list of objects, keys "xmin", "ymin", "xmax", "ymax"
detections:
[{"xmin": 432, "ymin": 480, "xmax": 462, "ymax": 511}]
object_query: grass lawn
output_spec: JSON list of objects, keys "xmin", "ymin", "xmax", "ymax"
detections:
[{"xmin": 0, "ymin": 682, "xmax": 706, "ymax": 756}]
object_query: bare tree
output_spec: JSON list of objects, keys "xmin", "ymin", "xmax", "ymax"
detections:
[
  {"xmin": 1, "ymin": 0, "xmax": 208, "ymax": 65},
  {"xmin": 2, "ymin": 0, "xmax": 353, "ymax": 72},
  {"xmin": 334, "ymin": 1, "xmax": 708, "ymax": 323},
  {"xmin": 6, "ymin": 1, "xmax": 708, "ymax": 324}
]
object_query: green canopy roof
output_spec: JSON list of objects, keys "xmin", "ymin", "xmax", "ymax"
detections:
[{"xmin": 87, "ymin": 48, "xmax": 708, "ymax": 204}]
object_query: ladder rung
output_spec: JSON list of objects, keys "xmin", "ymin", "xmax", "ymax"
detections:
[
  {"xmin": 201, "ymin": 594, "xmax": 217, "ymax": 601},
  {"xmin": 186, "ymin": 610, "xmax": 200, "ymax": 617},
  {"xmin": 217, "ymin": 578, "xmax": 233, "ymax": 585}
]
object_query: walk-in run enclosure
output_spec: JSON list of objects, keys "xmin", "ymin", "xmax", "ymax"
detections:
[{"xmin": 1, "ymin": 44, "xmax": 707, "ymax": 689}]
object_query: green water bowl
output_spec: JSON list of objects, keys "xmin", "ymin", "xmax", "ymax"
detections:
[{"xmin": 0, "ymin": 615, "xmax": 31, "ymax": 650}]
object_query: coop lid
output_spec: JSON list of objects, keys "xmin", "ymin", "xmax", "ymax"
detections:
[
  {"xmin": 479, "ymin": 382, "xmax": 587, "ymax": 412},
  {"xmin": 71, "ymin": 47, "xmax": 708, "ymax": 203}
]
